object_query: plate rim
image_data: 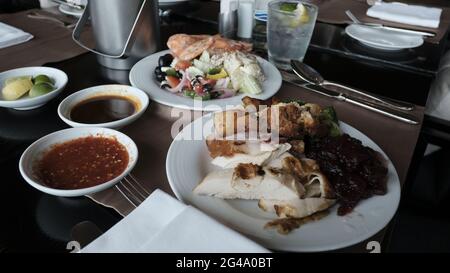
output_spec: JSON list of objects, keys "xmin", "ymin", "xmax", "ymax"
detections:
[
  {"xmin": 129, "ymin": 49, "xmax": 282, "ymax": 111},
  {"xmin": 165, "ymin": 112, "xmax": 401, "ymax": 252},
  {"xmin": 58, "ymin": 4, "xmax": 84, "ymax": 17}
]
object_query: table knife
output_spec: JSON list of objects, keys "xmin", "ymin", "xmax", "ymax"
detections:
[
  {"xmin": 374, "ymin": 25, "xmax": 435, "ymax": 37},
  {"xmin": 281, "ymin": 71, "xmax": 419, "ymax": 125}
]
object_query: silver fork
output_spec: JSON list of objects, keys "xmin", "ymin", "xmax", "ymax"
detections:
[
  {"xmin": 115, "ymin": 174, "xmax": 150, "ymax": 207},
  {"xmin": 345, "ymin": 10, "xmax": 381, "ymax": 27}
]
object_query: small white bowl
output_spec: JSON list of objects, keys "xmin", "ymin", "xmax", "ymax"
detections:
[
  {"xmin": 19, "ymin": 127, "xmax": 138, "ymax": 197},
  {"xmin": 58, "ymin": 84, "xmax": 149, "ymax": 129},
  {"xmin": 0, "ymin": 67, "xmax": 68, "ymax": 110}
]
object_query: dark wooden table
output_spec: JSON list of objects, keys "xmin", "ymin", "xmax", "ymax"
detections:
[{"xmin": 0, "ymin": 1, "xmax": 446, "ymax": 252}]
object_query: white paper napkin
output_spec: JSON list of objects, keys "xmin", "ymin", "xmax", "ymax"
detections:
[
  {"xmin": 366, "ymin": 2, "xmax": 442, "ymax": 29},
  {"xmin": 0, "ymin": 22, "xmax": 33, "ymax": 49},
  {"xmin": 82, "ymin": 189, "xmax": 268, "ymax": 253}
]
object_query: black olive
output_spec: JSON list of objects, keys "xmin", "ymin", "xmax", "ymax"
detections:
[
  {"xmin": 210, "ymin": 91, "xmax": 221, "ymax": 99},
  {"xmin": 203, "ymin": 84, "xmax": 213, "ymax": 92},
  {"xmin": 191, "ymin": 78, "xmax": 200, "ymax": 87},
  {"xmin": 164, "ymin": 53, "xmax": 174, "ymax": 62},
  {"xmin": 154, "ymin": 66, "xmax": 163, "ymax": 76},
  {"xmin": 159, "ymin": 54, "xmax": 174, "ymax": 67},
  {"xmin": 156, "ymin": 74, "xmax": 165, "ymax": 82},
  {"xmin": 160, "ymin": 81, "xmax": 170, "ymax": 89},
  {"xmin": 158, "ymin": 57, "xmax": 165, "ymax": 67}
]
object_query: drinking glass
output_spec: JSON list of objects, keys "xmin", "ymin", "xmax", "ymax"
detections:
[{"xmin": 267, "ymin": 0, "xmax": 318, "ymax": 70}]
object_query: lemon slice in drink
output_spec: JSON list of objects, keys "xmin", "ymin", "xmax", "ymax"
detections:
[
  {"xmin": 297, "ymin": 3, "xmax": 310, "ymax": 23},
  {"xmin": 289, "ymin": 3, "xmax": 310, "ymax": 27}
]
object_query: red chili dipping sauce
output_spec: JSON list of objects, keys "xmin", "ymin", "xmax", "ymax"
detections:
[{"xmin": 35, "ymin": 136, "xmax": 129, "ymax": 189}]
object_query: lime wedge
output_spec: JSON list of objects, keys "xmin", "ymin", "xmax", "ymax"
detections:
[
  {"xmin": 29, "ymin": 82, "xmax": 54, "ymax": 98},
  {"xmin": 33, "ymin": 74, "xmax": 53, "ymax": 85},
  {"xmin": 280, "ymin": 3, "xmax": 298, "ymax": 12}
]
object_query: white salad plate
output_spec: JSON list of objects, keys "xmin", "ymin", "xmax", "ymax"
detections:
[
  {"xmin": 166, "ymin": 113, "xmax": 401, "ymax": 252},
  {"xmin": 19, "ymin": 127, "xmax": 138, "ymax": 197},
  {"xmin": 0, "ymin": 67, "xmax": 68, "ymax": 110},
  {"xmin": 345, "ymin": 24, "xmax": 424, "ymax": 51},
  {"xmin": 130, "ymin": 50, "xmax": 282, "ymax": 111},
  {"xmin": 58, "ymin": 84, "xmax": 149, "ymax": 129},
  {"xmin": 58, "ymin": 0, "xmax": 87, "ymax": 18}
]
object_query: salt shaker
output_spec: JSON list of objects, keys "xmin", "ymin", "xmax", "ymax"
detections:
[{"xmin": 237, "ymin": 0, "xmax": 255, "ymax": 40}]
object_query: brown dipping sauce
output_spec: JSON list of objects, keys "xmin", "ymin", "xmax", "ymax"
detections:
[
  {"xmin": 35, "ymin": 136, "xmax": 129, "ymax": 190},
  {"xmin": 70, "ymin": 95, "xmax": 137, "ymax": 124}
]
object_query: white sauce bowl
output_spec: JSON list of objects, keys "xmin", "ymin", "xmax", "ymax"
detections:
[
  {"xmin": 19, "ymin": 127, "xmax": 138, "ymax": 197},
  {"xmin": 0, "ymin": 67, "xmax": 68, "ymax": 110},
  {"xmin": 58, "ymin": 84, "xmax": 149, "ymax": 129}
]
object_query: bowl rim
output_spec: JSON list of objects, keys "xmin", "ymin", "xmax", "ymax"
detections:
[
  {"xmin": 0, "ymin": 66, "xmax": 68, "ymax": 106},
  {"xmin": 57, "ymin": 84, "xmax": 149, "ymax": 128},
  {"xmin": 18, "ymin": 127, "xmax": 138, "ymax": 197}
]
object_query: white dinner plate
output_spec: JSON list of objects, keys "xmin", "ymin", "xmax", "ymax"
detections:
[
  {"xmin": 130, "ymin": 50, "xmax": 282, "ymax": 111},
  {"xmin": 166, "ymin": 113, "xmax": 401, "ymax": 252},
  {"xmin": 345, "ymin": 24, "xmax": 424, "ymax": 51}
]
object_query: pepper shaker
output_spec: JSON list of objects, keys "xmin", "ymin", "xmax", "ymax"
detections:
[{"xmin": 219, "ymin": 0, "xmax": 238, "ymax": 38}]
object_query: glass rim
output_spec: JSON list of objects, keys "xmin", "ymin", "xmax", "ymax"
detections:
[{"xmin": 268, "ymin": 0, "xmax": 318, "ymax": 14}]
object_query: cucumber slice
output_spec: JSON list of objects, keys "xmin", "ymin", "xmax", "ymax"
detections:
[
  {"xmin": 193, "ymin": 59, "xmax": 215, "ymax": 73},
  {"xmin": 239, "ymin": 70, "xmax": 262, "ymax": 95},
  {"xmin": 186, "ymin": 66, "xmax": 204, "ymax": 78},
  {"xmin": 199, "ymin": 51, "xmax": 210, "ymax": 63}
]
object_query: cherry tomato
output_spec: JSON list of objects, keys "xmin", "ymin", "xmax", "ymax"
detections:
[
  {"xmin": 166, "ymin": 76, "xmax": 180, "ymax": 88},
  {"xmin": 175, "ymin": 60, "xmax": 191, "ymax": 70}
]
